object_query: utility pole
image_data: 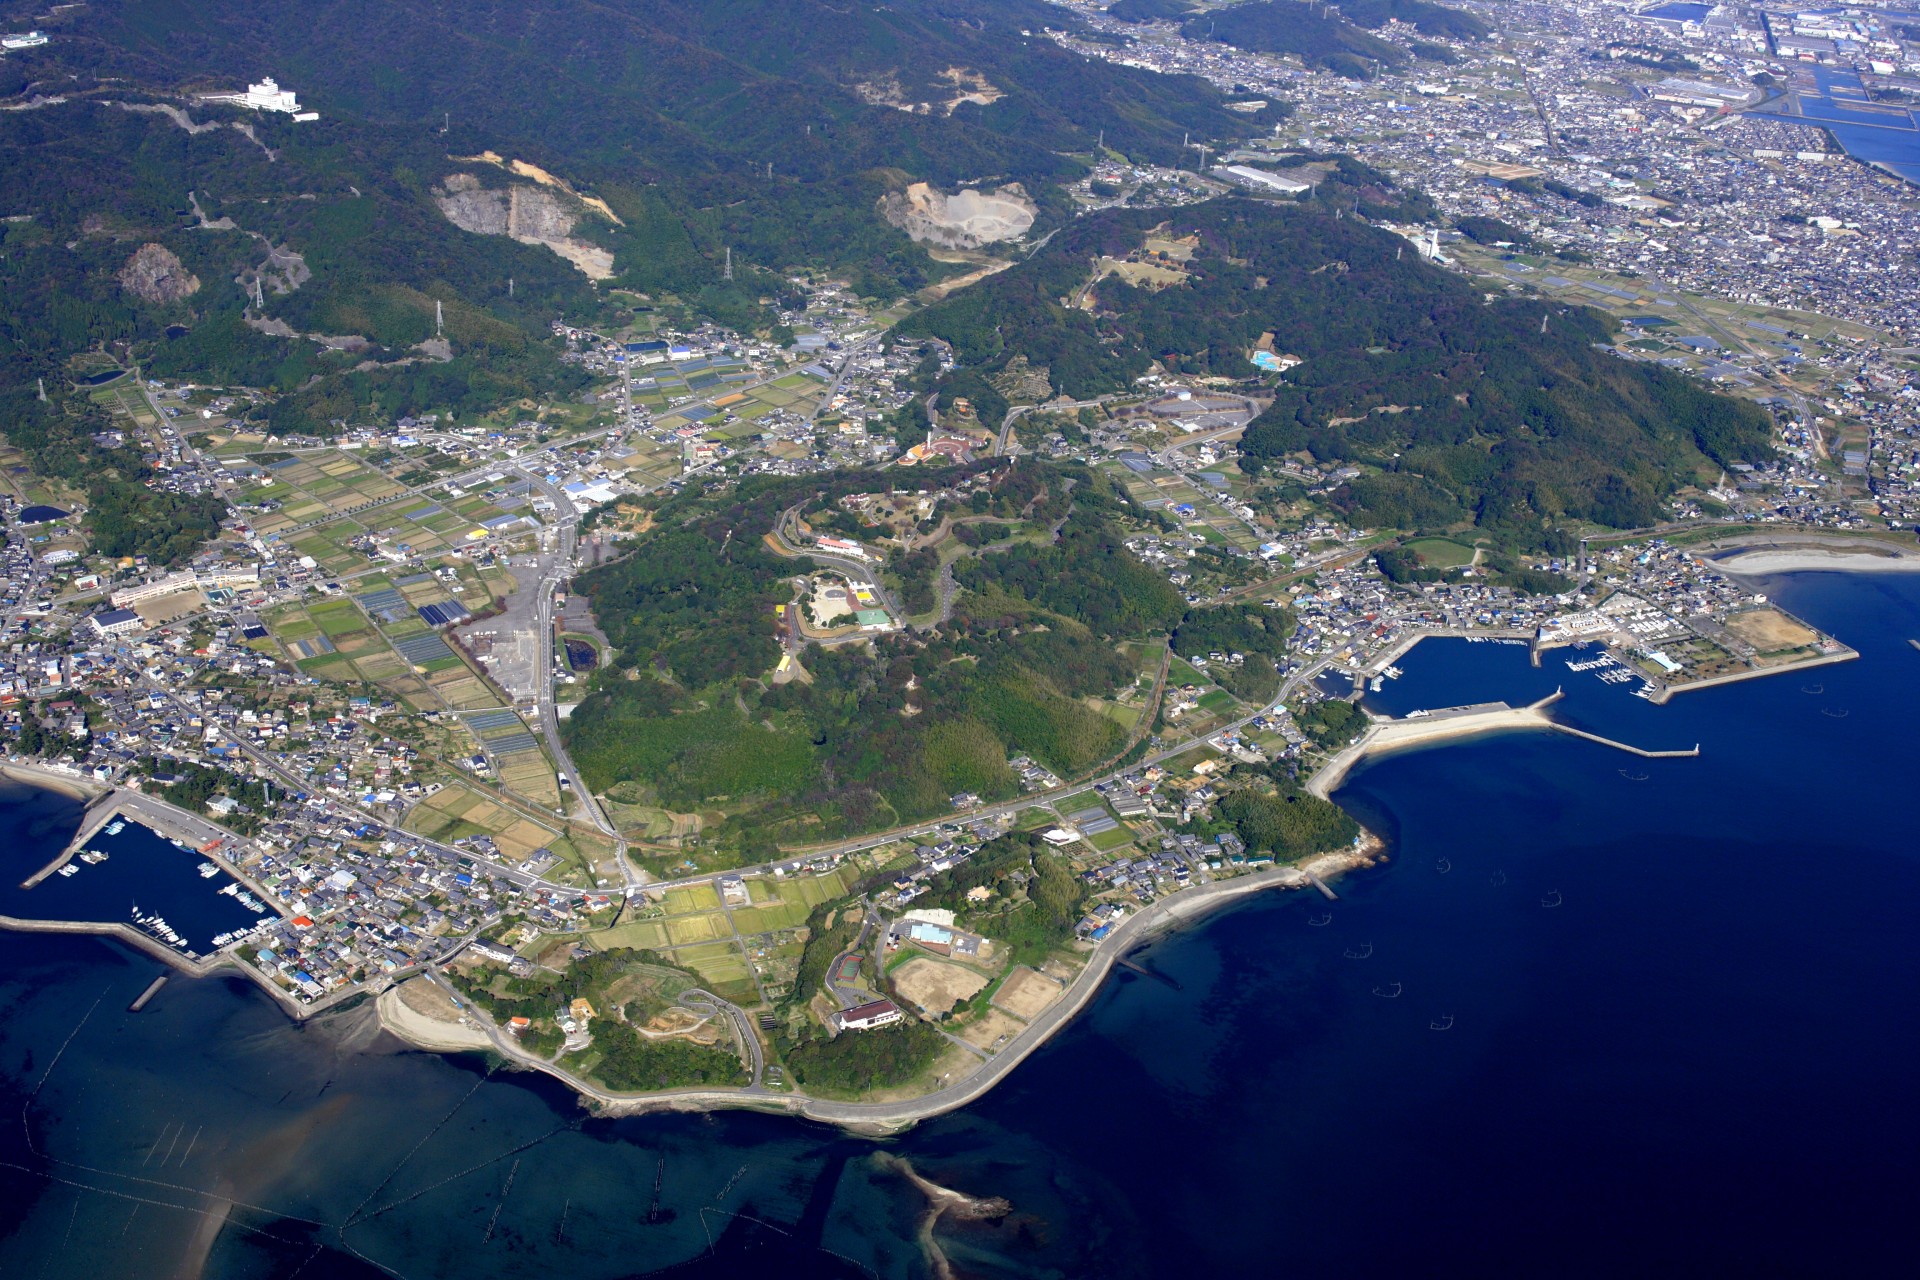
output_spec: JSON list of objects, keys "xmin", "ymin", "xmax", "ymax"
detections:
[
  {"xmin": 254, "ymin": 277, "xmax": 264, "ymax": 309},
  {"xmin": 508, "ymin": 276, "xmax": 514, "ymax": 298},
  {"xmin": 36, "ymin": 377, "xmax": 46, "ymax": 402}
]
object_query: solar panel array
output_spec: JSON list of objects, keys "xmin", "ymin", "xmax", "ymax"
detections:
[
  {"xmin": 417, "ymin": 599, "xmax": 471, "ymax": 627},
  {"xmin": 356, "ymin": 587, "xmax": 410, "ymax": 623},
  {"xmin": 392, "ymin": 632, "xmax": 455, "ymax": 665}
]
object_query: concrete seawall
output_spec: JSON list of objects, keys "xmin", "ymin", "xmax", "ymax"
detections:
[{"xmin": 1650, "ymin": 646, "xmax": 1858, "ymax": 704}]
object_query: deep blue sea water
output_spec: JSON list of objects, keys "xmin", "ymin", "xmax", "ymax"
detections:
[{"xmin": 3, "ymin": 571, "xmax": 1920, "ymax": 1277}]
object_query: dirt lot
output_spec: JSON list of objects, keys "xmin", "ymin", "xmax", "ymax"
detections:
[
  {"xmin": 960, "ymin": 1008, "xmax": 1026, "ymax": 1052},
  {"xmin": 991, "ymin": 965, "xmax": 1065, "ymax": 1021},
  {"xmin": 893, "ymin": 956, "xmax": 990, "ymax": 1015},
  {"xmin": 1726, "ymin": 607, "xmax": 1818, "ymax": 651}
]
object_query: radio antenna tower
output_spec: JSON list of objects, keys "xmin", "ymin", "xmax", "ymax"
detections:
[
  {"xmin": 435, "ymin": 299, "xmax": 444, "ymax": 337},
  {"xmin": 723, "ymin": 247, "xmax": 733, "ymax": 282}
]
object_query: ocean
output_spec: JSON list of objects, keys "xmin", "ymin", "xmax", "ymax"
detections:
[{"xmin": 3, "ymin": 568, "xmax": 1919, "ymax": 1277}]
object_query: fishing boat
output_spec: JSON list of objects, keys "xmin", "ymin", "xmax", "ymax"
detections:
[
  {"xmin": 56, "ymin": 863, "xmax": 79, "ymax": 877},
  {"xmin": 197, "ymin": 862, "xmax": 220, "ymax": 878},
  {"xmin": 1430, "ymin": 1015, "xmax": 1455, "ymax": 1031},
  {"xmin": 79, "ymin": 850, "xmax": 108, "ymax": 864},
  {"xmin": 1541, "ymin": 890, "xmax": 1564, "ymax": 908},
  {"xmin": 1372, "ymin": 983, "xmax": 1403, "ymax": 998},
  {"xmin": 105, "ymin": 820, "xmax": 125, "ymax": 836}
]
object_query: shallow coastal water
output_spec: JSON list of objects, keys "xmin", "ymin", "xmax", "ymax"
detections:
[{"xmin": 4, "ymin": 570, "xmax": 1920, "ymax": 1277}]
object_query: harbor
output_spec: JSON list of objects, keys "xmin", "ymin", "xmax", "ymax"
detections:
[{"xmin": 0, "ymin": 784, "xmax": 281, "ymax": 963}]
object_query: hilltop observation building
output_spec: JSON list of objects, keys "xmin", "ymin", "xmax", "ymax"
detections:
[{"xmin": 202, "ymin": 77, "xmax": 319, "ymax": 121}]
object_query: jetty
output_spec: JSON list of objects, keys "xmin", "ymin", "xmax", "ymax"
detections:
[
  {"xmin": 1308, "ymin": 688, "xmax": 1697, "ymax": 797},
  {"xmin": 129, "ymin": 974, "xmax": 169, "ymax": 1011},
  {"xmin": 19, "ymin": 788, "xmax": 122, "ymax": 888},
  {"xmin": 1306, "ymin": 872, "xmax": 1339, "ymax": 900}
]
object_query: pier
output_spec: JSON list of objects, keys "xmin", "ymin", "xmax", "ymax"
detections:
[
  {"xmin": 1115, "ymin": 956, "xmax": 1182, "ymax": 989},
  {"xmin": 20, "ymin": 789, "xmax": 123, "ymax": 889},
  {"xmin": 1306, "ymin": 873, "xmax": 1339, "ymax": 900}
]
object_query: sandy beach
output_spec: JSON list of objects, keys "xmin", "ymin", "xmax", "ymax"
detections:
[
  {"xmin": 377, "ymin": 978, "xmax": 494, "ymax": 1052},
  {"xmin": 1713, "ymin": 547, "xmax": 1920, "ymax": 574}
]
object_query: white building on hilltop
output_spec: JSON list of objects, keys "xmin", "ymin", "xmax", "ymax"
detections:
[
  {"xmin": 245, "ymin": 77, "xmax": 300, "ymax": 112},
  {"xmin": 202, "ymin": 77, "xmax": 318, "ymax": 120}
]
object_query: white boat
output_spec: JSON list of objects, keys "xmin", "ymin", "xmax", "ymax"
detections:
[
  {"xmin": 219, "ymin": 883, "xmax": 240, "ymax": 897},
  {"xmin": 197, "ymin": 862, "xmax": 220, "ymax": 878},
  {"xmin": 57, "ymin": 864, "xmax": 79, "ymax": 877},
  {"xmin": 105, "ymin": 820, "xmax": 126, "ymax": 836},
  {"xmin": 79, "ymin": 851, "xmax": 108, "ymax": 865}
]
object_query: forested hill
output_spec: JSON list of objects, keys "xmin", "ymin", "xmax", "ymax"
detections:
[
  {"xmin": 900, "ymin": 197, "xmax": 1775, "ymax": 534},
  {"xmin": 1173, "ymin": 1, "xmax": 1488, "ymax": 79},
  {"xmin": 23, "ymin": 0, "xmax": 1251, "ymax": 191}
]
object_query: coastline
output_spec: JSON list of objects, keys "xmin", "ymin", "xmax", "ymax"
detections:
[
  {"xmin": 1307, "ymin": 701, "xmax": 1556, "ymax": 799},
  {"xmin": 376, "ymin": 979, "xmax": 495, "ymax": 1052},
  {"xmin": 369, "ymin": 845, "xmax": 1383, "ymax": 1133}
]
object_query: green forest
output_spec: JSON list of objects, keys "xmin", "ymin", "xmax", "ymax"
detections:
[
  {"xmin": 563, "ymin": 463, "xmax": 1204, "ymax": 852},
  {"xmin": 903, "ymin": 198, "xmax": 1773, "ymax": 541}
]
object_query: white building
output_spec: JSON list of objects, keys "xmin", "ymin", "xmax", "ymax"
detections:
[
  {"xmin": 834, "ymin": 999, "xmax": 903, "ymax": 1032},
  {"xmin": 1215, "ymin": 165, "xmax": 1311, "ymax": 196},
  {"xmin": 1, "ymin": 31, "xmax": 49, "ymax": 50},
  {"xmin": 89, "ymin": 608, "xmax": 145, "ymax": 638},
  {"xmin": 245, "ymin": 77, "xmax": 300, "ymax": 112},
  {"xmin": 202, "ymin": 77, "xmax": 318, "ymax": 120}
]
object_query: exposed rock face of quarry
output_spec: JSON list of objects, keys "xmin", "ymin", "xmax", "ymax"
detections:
[
  {"xmin": 118, "ymin": 243, "xmax": 200, "ymax": 304},
  {"xmin": 433, "ymin": 172, "xmax": 615, "ymax": 279},
  {"xmin": 879, "ymin": 182, "xmax": 1036, "ymax": 249}
]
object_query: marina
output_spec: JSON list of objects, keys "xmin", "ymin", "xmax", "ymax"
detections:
[{"xmin": 0, "ymin": 800, "xmax": 269, "ymax": 954}]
